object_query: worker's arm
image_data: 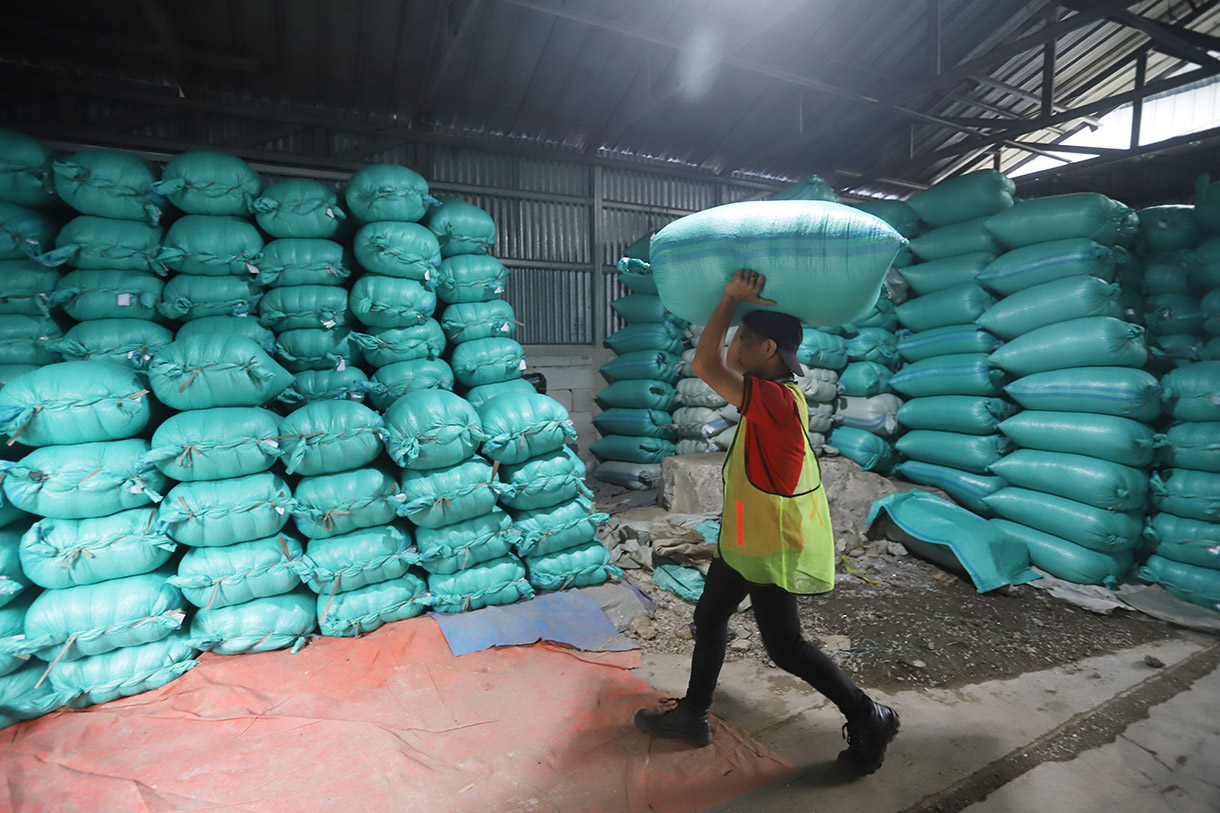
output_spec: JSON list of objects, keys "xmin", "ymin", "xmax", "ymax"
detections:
[{"xmin": 691, "ymin": 269, "xmax": 776, "ymax": 408}]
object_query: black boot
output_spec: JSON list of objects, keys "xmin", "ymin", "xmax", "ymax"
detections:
[
  {"xmin": 837, "ymin": 699, "xmax": 900, "ymax": 775},
  {"xmin": 634, "ymin": 698, "xmax": 712, "ymax": 747}
]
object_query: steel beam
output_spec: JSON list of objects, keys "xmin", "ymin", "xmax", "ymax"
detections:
[
  {"xmin": 927, "ymin": 0, "xmax": 942, "ymax": 77},
  {"xmin": 1131, "ymin": 51, "xmax": 1146, "ymax": 149},
  {"xmin": 1041, "ymin": 38, "xmax": 1056, "ymax": 118},
  {"xmin": 1059, "ymin": 1, "xmax": 1220, "ymax": 70},
  {"xmin": 2, "ymin": 21, "xmax": 260, "ymax": 72}
]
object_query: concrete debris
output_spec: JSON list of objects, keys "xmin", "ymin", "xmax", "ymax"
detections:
[
  {"xmin": 629, "ymin": 614, "xmax": 658, "ymax": 640},
  {"xmin": 1143, "ymin": 655, "xmax": 1165, "ymax": 668},
  {"xmin": 598, "ymin": 507, "xmax": 718, "ymax": 571},
  {"xmin": 660, "ymin": 453, "xmax": 726, "ymax": 514},
  {"xmin": 730, "ymin": 638, "xmax": 752, "ymax": 652},
  {"xmin": 820, "ymin": 634, "xmax": 853, "ymax": 653}
]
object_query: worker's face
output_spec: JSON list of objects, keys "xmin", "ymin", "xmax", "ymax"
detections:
[{"xmin": 728, "ymin": 324, "xmax": 777, "ymax": 376}]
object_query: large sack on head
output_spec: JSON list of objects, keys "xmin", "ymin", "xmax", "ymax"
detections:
[{"xmin": 649, "ymin": 201, "xmax": 905, "ymax": 327}]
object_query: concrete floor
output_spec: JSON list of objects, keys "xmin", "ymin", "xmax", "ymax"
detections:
[{"xmin": 631, "ymin": 632, "xmax": 1220, "ymax": 812}]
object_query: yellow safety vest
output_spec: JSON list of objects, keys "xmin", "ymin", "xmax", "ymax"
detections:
[{"xmin": 717, "ymin": 382, "xmax": 835, "ymax": 595}]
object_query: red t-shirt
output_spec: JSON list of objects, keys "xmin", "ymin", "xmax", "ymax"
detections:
[{"xmin": 737, "ymin": 376, "xmax": 807, "ymax": 495}]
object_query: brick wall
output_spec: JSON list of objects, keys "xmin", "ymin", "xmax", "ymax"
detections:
[{"xmin": 524, "ymin": 344, "xmax": 617, "ymax": 467}]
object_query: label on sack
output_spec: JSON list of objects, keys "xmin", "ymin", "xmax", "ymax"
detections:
[
  {"xmin": 321, "ymin": 319, "xmax": 337, "ymax": 329},
  {"xmin": 264, "ymin": 440, "xmax": 279, "ymax": 449},
  {"xmin": 246, "ymin": 262, "xmax": 260, "ymax": 276},
  {"xmin": 517, "ymin": 359, "xmax": 528, "ymax": 371},
  {"xmin": 274, "ymin": 506, "xmax": 285, "ymax": 515},
  {"xmin": 116, "ymin": 293, "xmax": 132, "ymax": 306},
  {"xmin": 336, "ymin": 360, "xmax": 347, "ymax": 371},
  {"xmin": 326, "ymin": 207, "xmax": 335, "ymax": 218}
]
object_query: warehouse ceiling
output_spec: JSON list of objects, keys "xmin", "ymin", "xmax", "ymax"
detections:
[{"xmin": 2, "ymin": 0, "xmax": 1220, "ymax": 203}]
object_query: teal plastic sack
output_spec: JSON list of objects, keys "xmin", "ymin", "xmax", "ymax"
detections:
[
  {"xmin": 512, "ymin": 497, "xmax": 608, "ymax": 558},
  {"xmin": 51, "ymin": 318, "xmax": 170, "ymax": 370},
  {"xmin": 350, "ymin": 321, "xmax": 445, "ymax": 367},
  {"xmin": 1138, "ymin": 554, "xmax": 1220, "ymax": 610},
  {"xmin": 1138, "ymin": 205, "xmax": 1203, "ymax": 253},
  {"xmin": 1161, "ymin": 362, "xmax": 1220, "ymax": 421},
  {"xmin": 451, "ymin": 338, "xmax": 527, "ymax": 388},
  {"xmin": 899, "ymin": 253, "xmax": 995, "ymax": 297},
  {"xmin": 0, "ymin": 362, "xmax": 152, "ymax": 448},
  {"xmin": 987, "ymin": 194, "xmax": 1141, "ymax": 248},
  {"xmin": 0, "ymin": 659, "xmax": 66, "ymax": 725},
  {"xmin": 157, "ymin": 473, "xmax": 293, "ymax": 547},
  {"xmin": 147, "ymin": 407, "xmax": 282, "ymax": 482},
  {"xmin": 275, "ymin": 328, "xmax": 359, "ymax": 373},
  {"xmin": 593, "ymin": 408, "xmax": 675, "ymax": 440},
  {"xmin": 176, "ymin": 315, "xmax": 276, "ymax": 354},
  {"xmin": 416, "ymin": 509, "xmax": 519, "ymax": 575},
  {"xmin": 991, "ymin": 519, "xmax": 1133, "ymax": 587},
  {"xmin": 345, "ymin": 164, "xmax": 436, "ymax": 223},
  {"xmin": 49, "ymin": 632, "xmax": 198, "ymax": 709},
  {"xmin": 834, "ymin": 394, "xmax": 902, "ymax": 436},
  {"xmin": 38, "ymin": 216, "xmax": 162, "ymax": 272},
  {"xmin": 1197, "ymin": 174, "xmax": 1220, "ymax": 233},
  {"xmin": 0, "ymin": 315, "xmax": 60, "ymax": 366},
  {"xmin": 984, "ymin": 488, "xmax": 1142, "ymax": 552},
  {"xmin": 260, "ymin": 285, "xmax": 350, "ymax": 331},
  {"xmin": 0, "ymin": 527, "xmax": 31, "ymax": 607},
  {"xmin": 526, "ymin": 540, "xmax": 619, "ymax": 591},
  {"xmin": 293, "ymin": 525, "xmax": 413, "ymax": 594},
  {"xmin": 847, "ymin": 298, "xmax": 899, "ymax": 332},
  {"xmin": 890, "ymin": 353, "xmax": 1005, "ymax": 398},
  {"xmin": 276, "ymin": 368, "xmax": 370, "ymax": 407},
  {"xmin": 398, "ymin": 456, "xmax": 497, "ymax": 529},
  {"xmin": 1146, "ymin": 513, "xmax": 1220, "ymax": 570},
  {"xmin": 1158, "ymin": 422, "xmax": 1220, "ymax": 473},
  {"xmin": 797, "ymin": 329, "xmax": 850, "ymax": 370},
  {"xmin": 592, "ymin": 460, "xmax": 663, "ymax": 490},
  {"xmin": 617, "ymin": 263, "xmax": 658, "ymax": 296},
  {"xmin": 998, "ymin": 410, "xmax": 1156, "ymax": 467},
  {"xmin": 891, "ymin": 460, "xmax": 1005, "ymax": 516},
  {"xmin": 907, "ymin": 170, "xmax": 1016, "ymax": 228},
  {"xmin": 352, "ymin": 221, "xmax": 442, "ymax": 281},
  {"xmin": 422, "ymin": 196, "xmax": 496, "ymax": 257},
  {"xmin": 156, "ymin": 151, "xmax": 260, "ymax": 216},
  {"xmin": 897, "ymin": 395, "xmax": 1016, "ymax": 436},
  {"xmin": 827, "ymin": 426, "xmax": 895, "ymax": 473},
  {"xmin": 52, "ymin": 150, "xmax": 160, "ymax": 222},
  {"xmin": 989, "ymin": 450, "xmax": 1148, "ymax": 512},
  {"xmin": 0, "ymin": 128, "xmax": 55, "ymax": 208},
  {"xmin": 159, "ymin": 275, "xmax": 262, "ymax": 322},
  {"xmin": 159, "ymin": 215, "xmax": 263, "ymax": 277},
  {"xmin": 149, "ymin": 335, "xmax": 292, "ymax": 410},
  {"xmin": 381, "ymin": 389, "xmax": 485, "ymax": 471},
  {"xmin": 317, "ymin": 572, "xmax": 428, "ymax": 637},
  {"xmin": 0, "ymin": 203, "xmax": 56, "ymax": 262},
  {"xmin": 1141, "ymin": 250, "xmax": 1196, "ymax": 296},
  {"xmin": 605, "ymin": 322, "xmax": 685, "ymax": 355},
  {"xmin": 597, "ymin": 379, "xmax": 677, "ymax": 411},
  {"xmin": 845, "ymin": 328, "xmax": 900, "ymax": 368},
  {"xmin": 590, "ymin": 434, "xmax": 675, "ymax": 464},
  {"xmin": 253, "ymin": 178, "xmax": 344, "ymax": 238},
  {"xmin": 850, "ymin": 198, "xmax": 919, "ymax": 238},
  {"xmin": 773, "ymin": 175, "xmax": 839, "ymax": 203},
  {"xmin": 989, "ymin": 317, "xmax": 1148, "ymax": 376},
  {"xmin": 897, "ymin": 325, "xmax": 1001, "ymax": 363},
  {"xmin": 896, "ymin": 430, "xmax": 1012, "ymax": 475},
  {"xmin": 19, "ymin": 507, "xmax": 174, "ymax": 589},
  {"xmin": 171, "ymin": 532, "xmax": 304, "ymax": 609},
  {"xmin": 1145, "ymin": 294, "xmax": 1204, "ymax": 336},
  {"xmin": 440, "ymin": 300, "xmax": 518, "ymax": 345},
  {"xmin": 465, "ymin": 379, "xmax": 538, "ymax": 411},
  {"xmin": 0, "ymin": 260, "xmax": 57, "ymax": 317},
  {"xmin": 479, "ymin": 393, "xmax": 576, "ymax": 464},
  {"xmin": 497, "ymin": 447, "xmax": 590, "ymax": 512},
  {"xmin": 428, "ymin": 555, "xmax": 534, "ymax": 613},
  {"xmin": 611, "ymin": 293, "xmax": 667, "ymax": 324},
  {"xmin": 977, "ymin": 238, "xmax": 1115, "ymax": 296},
  {"xmin": 18, "ymin": 568, "xmax": 185, "ymax": 661},
  {"xmin": 366, "ymin": 358, "xmax": 454, "ymax": 411},
  {"xmin": 866, "ymin": 490, "xmax": 1035, "ymax": 592},
  {"xmin": 5, "ymin": 439, "xmax": 165, "ymax": 519},
  {"xmin": 1005, "ymin": 367, "xmax": 1162, "ymax": 421},
  {"xmin": 278, "ymin": 400, "xmax": 383, "ymax": 476},
  {"xmin": 257, "ymin": 238, "xmax": 353, "ymax": 287},
  {"xmin": 0, "ymin": 592, "xmax": 34, "ymax": 671},
  {"xmin": 909, "ymin": 216, "xmax": 1003, "ymax": 262},
  {"xmin": 434, "ymin": 255, "xmax": 509, "ymax": 304},
  {"xmin": 837, "ymin": 361, "xmax": 893, "ymax": 397},
  {"xmin": 189, "ymin": 589, "xmax": 316, "ymax": 655},
  {"xmin": 650, "ymin": 201, "xmax": 904, "ymax": 327},
  {"xmin": 977, "ymin": 275, "xmax": 1121, "ymax": 339},
  {"xmin": 896, "ymin": 284, "xmax": 993, "ymax": 333},
  {"xmin": 1151, "ymin": 469, "xmax": 1220, "ymax": 523},
  {"xmin": 292, "ymin": 467, "xmax": 403, "ymax": 540}
]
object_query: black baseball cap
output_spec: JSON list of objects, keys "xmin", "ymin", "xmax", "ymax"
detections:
[{"xmin": 741, "ymin": 309, "xmax": 804, "ymax": 377}]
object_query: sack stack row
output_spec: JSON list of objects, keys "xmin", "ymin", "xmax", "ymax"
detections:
[
  {"xmin": 591, "ymin": 234, "xmax": 684, "ymax": 489},
  {"xmin": 672, "ymin": 324, "xmax": 739, "ymax": 455}
]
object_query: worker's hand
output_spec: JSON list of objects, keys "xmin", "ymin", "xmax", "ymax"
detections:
[{"xmin": 723, "ymin": 269, "xmax": 777, "ymax": 306}]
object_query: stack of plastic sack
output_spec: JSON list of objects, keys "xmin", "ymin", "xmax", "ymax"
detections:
[
  {"xmin": 1194, "ymin": 176, "xmax": 1220, "ymax": 363},
  {"xmin": 972, "ymin": 193, "xmax": 1159, "ymax": 587},
  {"xmin": 146, "ymin": 335, "xmax": 318, "ymax": 654},
  {"xmin": 1139, "ymin": 362, "xmax": 1220, "ymax": 611},
  {"xmin": 670, "ymin": 324, "xmax": 737, "ymax": 455},
  {"xmin": 1133, "ymin": 202, "xmax": 1213, "ymax": 369},
  {"xmin": 345, "ymin": 164, "xmax": 449, "ymax": 411},
  {"xmin": 381, "ymin": 389, "xmax": 528, "ymax": 614},
  {"xmin": 281, "ymin": 398, "xmax": 427, "ymax": 637},
  {"xmin": 254, "ymin": 176, "xmax": 366, "ymax": 407},
  {"xmin": 592, "ymin": 233, "xmax": 682, "ymax": 488},
  {"xmin": 794, "ymin": 326, "xmax": 846, "ymax": 456},
  {"xmin": 481, "ymin": 392, "xmax": 618, "ymax": 595},
  {"xmin": 879, "ymin": 171, "xmax": 1014, "ymax": 499},
  {"xmin": 0, "ymin": 361, "xmax": 192, "ymax": 720},
  {"xmin": 0, "ymin": 130, "xmax": 65, "ymax": 389}
]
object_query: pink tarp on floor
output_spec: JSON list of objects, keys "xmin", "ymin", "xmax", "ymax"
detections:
[{"xmin": 0, "ymin": 616, "xmax": 794, "ymax": 812}]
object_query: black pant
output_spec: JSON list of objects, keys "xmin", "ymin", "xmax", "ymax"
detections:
[{"xmin": 684, "ymin": 557, "xmax": 867, "ymax": 717}]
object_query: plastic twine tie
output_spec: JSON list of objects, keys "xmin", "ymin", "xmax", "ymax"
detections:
[{"xmin": 36, "ymin": 634, "xmax": 78, "ymax": 689}]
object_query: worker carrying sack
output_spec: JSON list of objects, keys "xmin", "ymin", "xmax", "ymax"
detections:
[
  {"xmin": 253, "ymin": 178, "xmax": 344, "ymax": 238},
  {"xmin": 427, "ymin": 555, "xmax": 534, "ymax": 613},
  {"xmin": 525, "ymin": 540, "xmax": 619, "ymax": 591},
  {"xmin": 148, "ymin": 335, "xmax": 293, "ymax": 410},
  {"xmin": 316, "ymin": 572, "xmax": 429, "ymax": 637},
  {"xmin": 52, "ymin": 150, "xmax": 161, "ymax": 223},
  {"xmin": 649, "ymin": 201, "xmax": 904, "ymax": 327},
  {"xmin": 497, "ymin": 447, "xmax": 590, "ymax": 512},
  {"xmin": 433, "ymin": 255, "xmax": 510, "ymax": 304},
  {"xmin": 291, "ymin": 467, "xmax": 404, "ymax": 539},
  {"xmin": 398, "ymin": 456, "xmax": 498, "ymax": 529},
  {"xmin": 381, "ymin": 389, "xmax": 486, "ymax": 471},
  {"xmin": 157, "ymin": 473, "xmax": 294, "ymax": 547},
  {"xmin": 278, "ymin": 401, "xmax": 383, "ymax": 476},
  {"xmin": 18, "ymin": 507, "xmax": 176, "ymax": 589},
  {"xmin": 479, "ymin": 393, "xmax": 576, "ymax": 464},
  {"xmin": 422, "ymin": 196, "xmax": 496, "ymax": 257},
  {"xmin": 155, "ymin": 151, "xmax": 260, "ymax": 216},
  {"xmin": 170, "ymin": 532, "xmax": 305, "ymax": 610},
  {"xmin": 158, "ymin": 215, "xmax": 264, "ymax": 277},
  {"xmin": 256, "ymin": 238, "xmax": 353, "ymax": 287},
  {"xmin": 0, "ymin": 362, "xmax": 152, "ymax": 448},
  {"xmin": 345, "ymin": 163, "xmax": 437, "ymax": 223},
  {"xmin": 292, "ymin": 524, "xmax": 414, "ymax": 595},
  {"xmin": 352, "ymin": 221, "xmax": 442, "ymax": 281},
  {"xmin": 415, "ymin": 508, "xmax": 520, "ymax": 575},
  {"xmin": 146, "ymin": 407, "xmax": 283, "ymax": 482},
  {"xmin": 189, "ymin": 589, "xmax": 316, "ymax": 655},
  {"xmin": 4, "ymin": 439, "xmax": 166, "ymax": 519}
]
